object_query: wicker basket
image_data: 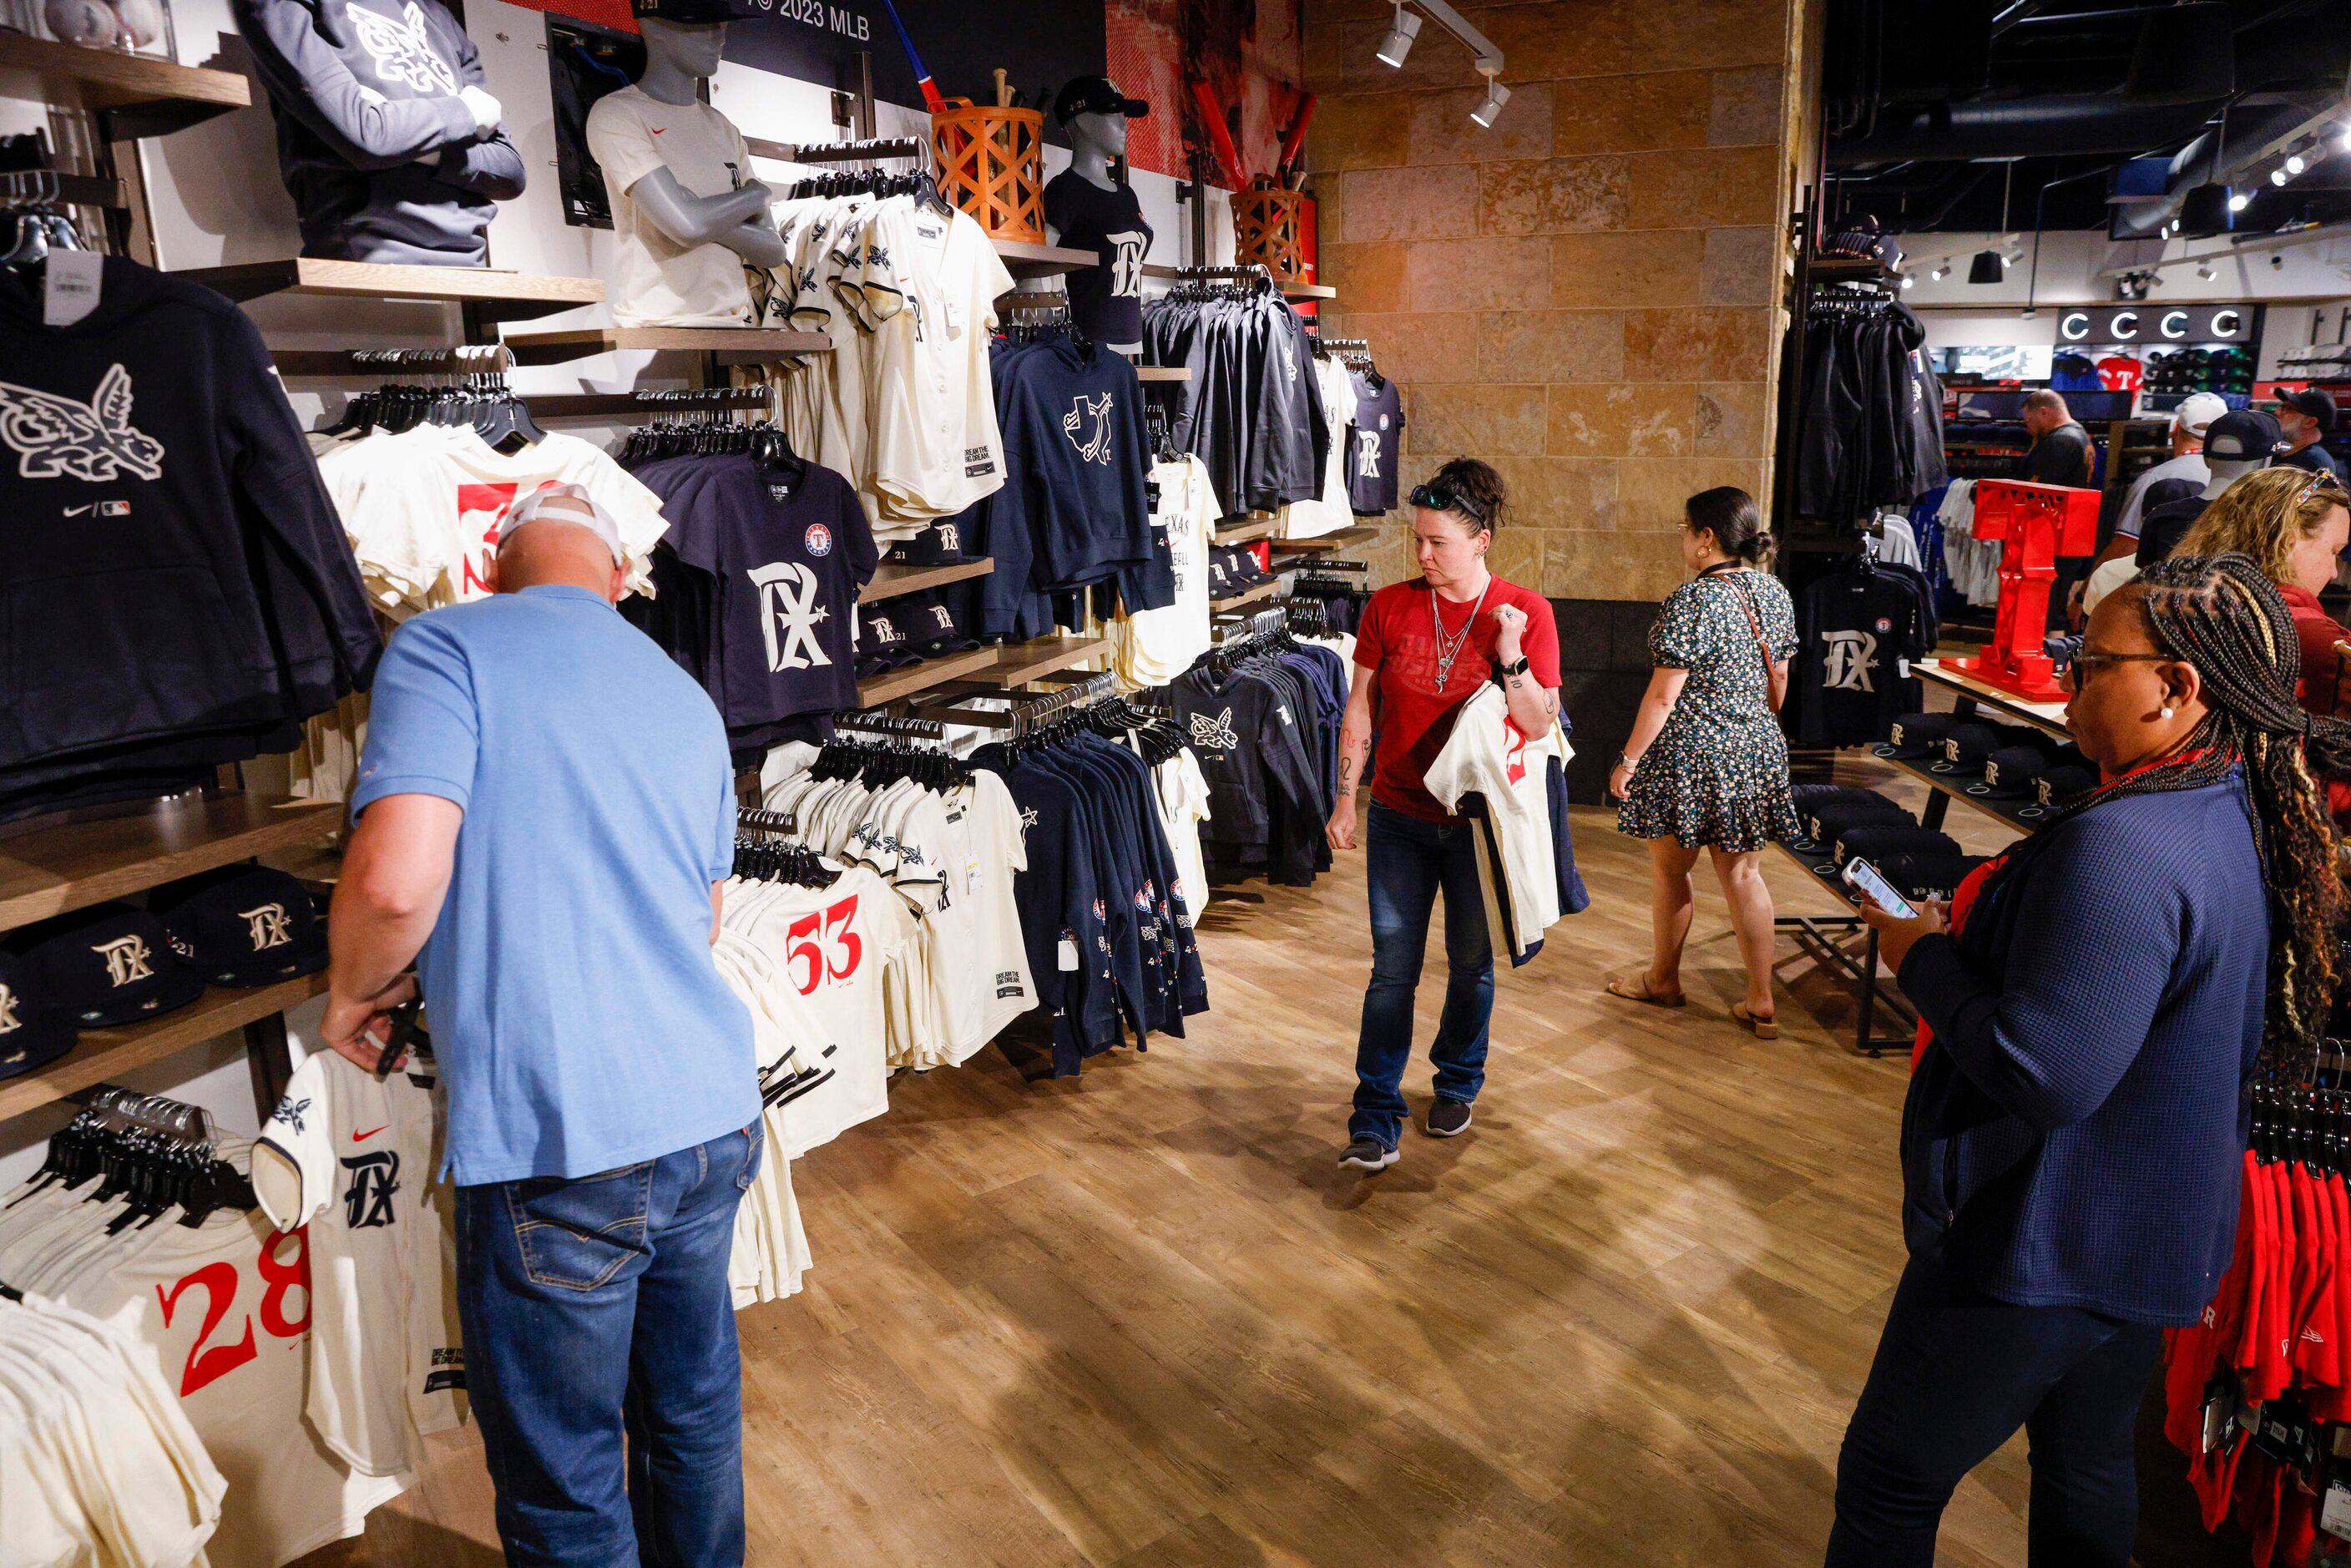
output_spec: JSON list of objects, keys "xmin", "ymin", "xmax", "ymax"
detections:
[
  {"xmin": 1233, "ymin": 183, "xmax": 1308, "ymax": 283},
  {"xmin": 930, "ymin": 100, "xmax": 1046, "ymax": 243}
]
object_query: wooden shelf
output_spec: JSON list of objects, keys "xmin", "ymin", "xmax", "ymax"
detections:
[
  {"xmin": 859, "ymin": 558, "xmax": 993, "ymax": 604},
  {"xmin": 1212, "ymin": 518, "xmax": 1277, "ymax": 545},
  {"xmin": 978, "ymin": 635, "xmax": 1107, "ymax": 687},
  {"xmin": 1870, "ymin": 749, "xmax": 2043, "ymax": 836},
  {"xmin": 1211, "ymin": 580, "xmax": 1282, "ymax": 613},
  {"xmin": 854, "ymin": 645, "xmax": 1001, "ymax": 707},
  {"xmin": 0, "ymin": 973, "xmax": 328, "ymax": 1124},
  {"xmin": 0, "ymin": 793, "xmax": 343, "ymax": 933},
  {"xmin": 1274, "ymin": 525, "xmax": 1378, "ymax": 554},
  {"xmin": 1136, "ymin": 367, "xmax": 1191, "ymax": 383},
  {"xmin": 0, "ymin": 34, "xmax": 249, "ymax": 138},
  {"xmin": 1915, "ymin": 659, "xmax": 2070, "ymax": 740},
  {"xmin": 175, "ymin": 259, "xmax": 602, "ymax": 321},
  {"xmin": 1284, "ymin": 282, "xmax": 1337, "ymax": 301},
  {"xmin": 502, "ymin": 326, "xmax": 829, "ymax": 366},
  {"xmin": 994, "ymin": 239, "xmax": 1099, "ymax": 280}
]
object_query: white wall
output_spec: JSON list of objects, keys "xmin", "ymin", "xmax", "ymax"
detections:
[
  {"xmin": 1897, "ymin": 228, "xmax": 2351, "ymax": 311},
  {"xmin": 0, "ymin": 9, "xmax": 1233, "ymax": 1176}
]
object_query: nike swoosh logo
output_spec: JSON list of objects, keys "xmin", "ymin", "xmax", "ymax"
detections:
[
  {"xmin": 63, "ymin": 503, "xmax": 94, "ymax": 517},
  {"xmin": 650, "ymin": 127, "xmax": 665, "ymax": 134},
  {"xmin": 351, "ymin": 1125, "xmax": 389, "ymax": 1141}
]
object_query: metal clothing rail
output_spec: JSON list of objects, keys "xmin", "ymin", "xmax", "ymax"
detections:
[
  {"xmin": 738, "ymin": 806, "xmax": 797, "ymax": 837},
  {"xmin": 748, "ymin": 135, "xmax": 929, "ymax": 166},
  {"xmin": 274, "ymin": 344, "xmax": 513, "ymax": 377},
  {"xmin": 835, "ymin": 710, "xmax": 947, "ymax": 742}
]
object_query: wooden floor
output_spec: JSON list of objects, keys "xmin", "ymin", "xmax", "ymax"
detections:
[{"xmin": 303, "ymin": 777, "xmax": 2068, "ymax": 1568}]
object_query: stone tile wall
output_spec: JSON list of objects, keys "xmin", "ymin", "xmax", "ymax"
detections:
[{"xmin": 1303, "ymin": 0, "xmax": 1807, "ymax": 602}]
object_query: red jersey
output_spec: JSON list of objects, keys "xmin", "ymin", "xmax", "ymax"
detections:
[{"xmin": 1354, "ymin": 577, "xmax": 1560, "ymax": 822}]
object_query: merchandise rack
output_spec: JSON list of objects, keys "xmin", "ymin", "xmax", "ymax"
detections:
[
  {"xmin": 1870, "ymin": 749, "xmax": 2047, "ymax": 837},
  {"xmin": 1275, "ymin": 526, "xmax": 1379, "ymax": 556},
  {"xmin": 859, "ymin": 559, "xmax": 995, "ymax": 603},
  {"xmin": 0, "ymin": 33, "xmax": 249, "ymax": 137},
  {"xmin": 0, "ymin": 973, "xmax": 330, "ymax": 1125},
  {"xmin": 978, "ymin": 635, "xmax": 1107, "ymax": 686},
  {"xmin": 1212, "ymin": 517, "xmax": 1278, "ymax": 545},
  {"xmin": 1913, "ymin": 658, "xmax": 2067, "ymax": 833},
  {"xmin": 1768, "ymin": 836, "xmax": 1918, "ymax": 1057},
  {"xmin": 1211, "ymin": 580, "xmax": 1282, "ymax": 613},
  {"xmin": 499, "ymin": 326, "xmax": 830, "ymax": 366},
  {"xmin": 174, "ymin": 260, "xmax": 603, "ymax": 322},
  {"xmin": 853, "ymin": 646, "xmax": 1002, "ymax": 707}
]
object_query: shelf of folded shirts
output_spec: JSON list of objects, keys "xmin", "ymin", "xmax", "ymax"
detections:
[
  {"xmin": 853, "ymin": 645, "xmax": 1002, "ymax": 707},
  {"xmin": 500, "ymin": 326, "xmax": 830, "ymax": 366},
  {"xmin": 858, "ymin": 558, "xmax": 995, "ymax": 604},
  {"xmin": 1273, "ymin": 525, "xmax": 1379, "ymax": 555},
  {"xmin": 1212, "ymin": 517, "xmax": 1277, "ymax": 545},
  {"xmin": 1869, "ymin": 749, "xmax": 2045, "ymax": 836},
  {"xmin": 0, "ymin": 34, "xmax": 250, "ymax": 138},
  {"xmin": 0, "ymin": 972, "xmax": 330, "ymax": 1125},
  {"xmin": 175, "ymin": 259, "xmax": 604, "ymax": 320},
  {"xmin": 1210, "ymin": 580, "xmax": 1282, "ymax": 613},
  {"xmin": 993, "ymin": 239, "xmax": 1100, "ymax": 280},
  {"xmin": 1135, "ymin": 367, "xmax": 1191, "ymax": 383},
  {"xmin": 0, "ymin": 793, "xmax": 344, "ymax": 934},
  {"xmin": 979, "ymin": 635, "xmax": 1109, "ymax": 687}
]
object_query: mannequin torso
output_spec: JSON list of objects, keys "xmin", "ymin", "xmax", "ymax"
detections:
[{"xmin": 1045, "ymin": 111, "xmax": 1150, "ymax": 353}]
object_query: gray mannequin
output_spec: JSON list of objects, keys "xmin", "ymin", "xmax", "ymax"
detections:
[
  {"xmin": 1061, "ymin": 110, "xmax": 1127, "ymax": 195},
  {"xmin": 1043, "ymin": 76, "xmax": 1153, "ymax": 355},
  {"xmin": 624, "ymin": 14, "xmax": 785, "ymax": 268}
]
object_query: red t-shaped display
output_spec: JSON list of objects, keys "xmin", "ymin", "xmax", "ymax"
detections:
[{"xmin": 1950, "ymin": 478, "xmax": 2102, "ymax": 701}]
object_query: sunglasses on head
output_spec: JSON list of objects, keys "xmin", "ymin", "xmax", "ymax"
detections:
[
  {"xmin": 2293, "ymin": 468, "xmax": 2348, "ymax": 506},
  {"xmin": 1408, "ymin": 482, "xmax": 1489, "ymax": 525}
]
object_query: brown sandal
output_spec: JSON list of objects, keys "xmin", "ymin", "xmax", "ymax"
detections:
[
  {"xmin": 1731, "ymin": 1001, "xmax": 1780, "ymax": 1039},
  {"xmin": 1605, "ymin": 973, "xmax": 1686, "ymax": 1009}
]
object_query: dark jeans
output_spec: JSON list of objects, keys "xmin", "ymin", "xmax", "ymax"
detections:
[
  {"xmin": 455, "ymin": 1123, "xmax": 762, "ymax": 1568},
  {"xmin": 1349, "ymin": 799, "xmax": 1494, "ymax": 1148},
  {"xmin": 1828, "ymin": 1255, "xmax": 2165, "ymax": 1568}
]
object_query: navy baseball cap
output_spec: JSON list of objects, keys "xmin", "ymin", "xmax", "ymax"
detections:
[
  {"xmin": 2278, "ymin": 388, "xmax": 2339, "ymax": 437},
  {"xmin": 1881, "ymin": 851, "xmax": 1986, "ymax": 903},
  {"xmin": 1805, "ymin": 798, "xmax": 1914, "ymax": 850},
  {"xmin": 895, "ymin": 517, "xmax": 982, "ymax": 568},
  {"xmin": 1834, "ymin": 823, "xmax": 1960, "ymax": 867},
  {"xmin": 1054, "ymin": 76, "xmax": 1149, "ymax": 124},
  {"xmin": 8, "ymin": 903, "xmax": 204, "ymax": 1029},
  {"xmin": 2206, "ymin": 408, "xmax": 2286, "ymax": 462},
  {"xmin": 1974, "ymin": 745, "xmax": 2050, "ymax": 800},
  {"xmin": 154, "ymin": 867, "xmax": 328, "ymax": 988},
  {"xmin": 907, "ymin": 592, "xmax": 979, "ymax": 658},
  {"xmin": 2035, "ymin": 763, "xmax": 2101, "ymax": 808},
  {"xmin": 855, "ymin": 605, "xmax": 920, "ymax": 678},
  {"xmin": 0, "ymin": 949, "xmax": 75, "ymax": 1082},
  {"xmin": 1881, "ymin": 711, "xmax": 1955, "ymax": 760}
]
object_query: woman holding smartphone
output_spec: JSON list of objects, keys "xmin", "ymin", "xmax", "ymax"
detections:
[{"xmin": 1826, "ymin": 553, "xmax": 2350, "ymax": 1567}]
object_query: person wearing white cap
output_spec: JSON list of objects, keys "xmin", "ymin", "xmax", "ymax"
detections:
[
  {"xmin": 322, "ymin": 479, "xmax": 761, "ymax": 1564},
  {"xmin": 2070, "ymin": 392, "xmax": 2229, "ymax": 621}
]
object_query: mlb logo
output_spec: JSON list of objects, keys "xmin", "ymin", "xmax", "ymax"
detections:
[{"xmin": 98, "ymin": 499, "xmax": 129, "ymax": 518}]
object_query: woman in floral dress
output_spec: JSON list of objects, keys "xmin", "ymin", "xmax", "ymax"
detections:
[{"xmin": 1606, "ymin": 488, "xmax": 1800, "ymax": 1037}]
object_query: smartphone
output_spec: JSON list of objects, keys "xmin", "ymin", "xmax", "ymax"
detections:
[{"xmin": 1840, "ymin": 856, "xmax": 1919, "ymax": 920}]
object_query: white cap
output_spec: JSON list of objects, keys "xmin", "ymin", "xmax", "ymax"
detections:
[
  {"xmin": 2172, "ymin": 392, "xmax": 2229, "ymax": 439},
  {"xmin": 497, "ymin": 483, "xmax": 625, "ymax": 567}
]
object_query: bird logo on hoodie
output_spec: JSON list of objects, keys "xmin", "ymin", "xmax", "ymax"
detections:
[
  {"xmin": 1062, "ymin": 393, "xmax": 1115, "ymax": 465},
  {"xmin": 0, "ymin": 363, "xmax": 166, "ymax": 484},
  {"xmin": 345, "ymin": 0, "xmax": 460, "ymax": 96}
]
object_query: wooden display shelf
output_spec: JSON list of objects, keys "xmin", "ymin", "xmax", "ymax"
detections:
[
  {"xmin": 1275, "ymin": 525, "xmax": 1378, "ymax": 554},
  {"xmin": 1212, "ymin": 517, "xmax": 1277, "ymax": 545},
  {"xmin": 978, "ymin": 635, "xmax": 1107, "ymax": 687},
  {"xmin": 1211, "ymin": 580, "xmax": 1282, "ymax": 613},
  {"xmin": 994, "ymin": 239, "xmax": 1098, "ymax": 279},
  {"xmin": 502, "ymin": 326, "xmax": 829, "ymax": 366},
  {"xmin": 1284, "ymin": 282, "xmax": 1337, "ymax": 301},
  {"xmin": 0, "ymin": 33, "xmax": 249, "ymax": 138},
  {"xmin": 174, "ymin": 259, "xmax": 602, "ymax": 321},
  {"xmin": 1871, "ymin": 749, "xmax": 2045, "ymax": 836},
  {"xmin": 0, "ymin": 973, "xmax": 328, "ymax": 1124},
  {"xmin": 854, "ymin": 645, "xmax": 1001, "ymax": 707},
  {"xmin": 0, "ymin": 793, "xmax": 342, "ymax": 933},
  {"xmin": 1135, "ymin": 367, "xmax": 1191, "ymax": 383},
  {"xmin": 859, "ymin": 558, "xmax": 994, "ymax": 604},
  {"xmin": 1915, "ymin": 659, "xmax": 2069, "ymax": 740}
]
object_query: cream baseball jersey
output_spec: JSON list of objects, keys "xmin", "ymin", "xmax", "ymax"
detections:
[
  {"xmin": 861, "ymin": 202, "xmax": 1015, "ymax": 524},
  {"xmin": 1423, "ymin": 682, "xmax": 1571, "ymax": 964}
]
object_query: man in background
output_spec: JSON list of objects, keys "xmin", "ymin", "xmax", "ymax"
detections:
[
  {"xmin": 2070, "ymin": 392, "xmax": 2227, "ymax": 620},
  {"xmin": 2017, "ymin": 389, "xmax": 2095, "ymax": 487},
  {"xmin": 321, "ymin": 485, "xmax": 760, "ymax": 1568},
  {"xmin": 2277, "ymin": 387, "xmax": 2346, "ymax": 482}
]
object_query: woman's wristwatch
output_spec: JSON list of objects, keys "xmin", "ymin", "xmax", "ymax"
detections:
[
  {"xmin": 1497, "ymin": 654, "xmax": 1530, "ymax": 677},
  {"xmin": 1616, "ymin": 751, "xmax": 1642, "ymax": 769}
]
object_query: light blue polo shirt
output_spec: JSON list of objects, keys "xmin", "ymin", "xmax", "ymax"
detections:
[{"xmin": 350, "ymin": 584, "xmax": 756, "ymax": 1186}]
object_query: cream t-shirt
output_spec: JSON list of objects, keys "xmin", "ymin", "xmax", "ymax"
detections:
[{"xmin": 587, "ymin": 85, "xmax": 760, "ymax": 327}]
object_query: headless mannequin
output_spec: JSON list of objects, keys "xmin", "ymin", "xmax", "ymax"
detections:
[
  {"xmin": 1051, "ymin": 110, "xmax": 1140, "ymax": 353},
  {"xmin": 2198, "ymin": 456, "xmax": 2270, "ymax": 501},
  {"xmin": 624, "ymin": 18, "xmax": 785, "ymax": 269}
]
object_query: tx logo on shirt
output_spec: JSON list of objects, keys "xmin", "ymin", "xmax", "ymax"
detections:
[
  {"xmin": 1062, "ymin": 393, "xmax": 1116, "ymax": 464},
  {"xmin": 1822, "ymin": 629, "xmax": 1878, "ymax": 693},
  {"xmin": 92, "ymin": 933, "xmax": 154, "ymax": 987},
  {"xmin": 0, "ymin": 363, "xmax": 166, "ymax": 483},
  {"xmin": 1356, "ymin": 431, "xmax": 1383, "ymax": 478},
  {"xmin": 747, "ymin": 559, "xmax": 834, "ymax": 671},
  {"xmin": 343, "ymin": 0, "xmax": 459, "ymax": 94},
  {"xmin": 1187, "ymin": 708, "xmax": 1239, "ymax": 752},
  {"xmin": 340, "ymin": 1151, "xmax": 402, "ymax": 1229},
  {"xmin": 0, "ymin": 983, "xmax": 16, "ymax": 1036},
  {"xmin": 240, "ymin": 903, "xmax": 293, "ymax": 953}
]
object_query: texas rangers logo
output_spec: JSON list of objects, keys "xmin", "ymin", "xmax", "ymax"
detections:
[
  {"xmin": 240, "ymin": 903, "xmax": 293, "ymax": 953},
  {"xmin": 1187, "ymin": 707, "xmax": 1240, "ymax": 752},
  {"xmin": 1062, "ymin": 393, "xmax": 1116, "ymax": 464},
  {"xmin": 0, "ymin": 984, "xmax": 18, "ymax": 1036},
  {"xmin": 1823, "ymin": 630, "xmax": 1878, "ymax": 693},
  {"xmin": 92, "ymin": 933, "xmax": 153, "ymax": 988},
  {"xmin": 341, "ymin": 1151, "xmax": 402, "ymax": 1229},
  {"xmin": 1091, "ymin": 899, "xmax": 1107, "ymax": 922},
  {"xmin": 805, "ymin": 522, "xmax": 833, "ymax": 558},
  {"xmin": 935, "ymin": 523, "xmax": 961, "ymax": 554},
  {"xmin": 1356, "ymin": 431, "xmax": 1383, "ymax": 478},
  {"xmin": 344, "ymin": 1, "xmax": 459, "ymax": 95},
  {"xmin": 746, "ymin": 560, "xmax": 833, "ymax": 672},
  {"xmin": 0, "ymin": 364, "xmax": 165, "ymax": 483}
]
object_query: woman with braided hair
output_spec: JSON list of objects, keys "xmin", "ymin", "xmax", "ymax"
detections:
[{"xmin": 1825, "ymin": 553, "xmax": 2351, "ymax": 1567}]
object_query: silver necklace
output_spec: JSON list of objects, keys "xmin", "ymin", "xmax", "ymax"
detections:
[{"xmin": 1430, "ymin": 575, "xmax": 1491, "ymax": 692}]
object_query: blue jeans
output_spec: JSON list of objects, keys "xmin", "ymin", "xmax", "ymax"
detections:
[
  {"xmin": 1348, "ymin": 800, "xmax": 1494, "ymax": 1148},
  {"xmin": 1827, "ymin": 1256, "xmax": 2162, "ymax": 1568},
  {"xmin": 455, "ymin": 1123, "xmax": 762, "ymax": 1568}
]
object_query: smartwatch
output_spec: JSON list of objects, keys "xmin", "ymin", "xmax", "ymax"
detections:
[{"xmin": 1498, "ymin": 655, "xmax": 1531, "ymax": 678}]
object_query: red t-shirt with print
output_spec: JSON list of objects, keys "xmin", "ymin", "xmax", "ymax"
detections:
[{"xmin": 1354, "ymin": 577, "xmax": 1560, "ymax": 822}]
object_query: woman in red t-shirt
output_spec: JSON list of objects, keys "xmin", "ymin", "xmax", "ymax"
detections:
[{"xmin": 1325, "ymin": 459, "xmax": 1562, "ymax": 1172}]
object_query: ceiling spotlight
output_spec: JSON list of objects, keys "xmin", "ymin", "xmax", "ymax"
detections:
[
  {"xmin": 2273, "ymin": 168, "xmax": 2291, "ymax": 186},
  {"xmin": 1899, "ymin": 275, "xmax": 1914, "ymax": 290},
  {"xmin": 1969, "ymin": 249, "xmax": 2005, "ymax": 284},
  {"xmin": 1469, "ymin": 73, "xmax": 1510, "ymax": 128},
  {"xmin": 1374, "ymin": 5, "xmax": 1420, "ymax": 68},
  {"xmin": 2341, "ymin": 124, "xmax": 2351, "ymax": 153},
  {"xmin": 2003, "ymin": 246, "xmax": 2022, "ymax": 267},
  {"xmin": 2197, "ymin": 263, "xmax": 2217, "ymax": 280},
  {"xmin": 1930, "ymin": 260, "xmax": 1949, "ymax": 281},
  {"xmin": 2288, "ymin": 154, "xmax": 2307, "ymax": 176},
  {"xmin": 2229, "ymin": 192, "xmax": 2252, "ymax": 211}
]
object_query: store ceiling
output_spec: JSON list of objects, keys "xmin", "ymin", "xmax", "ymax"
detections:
[{"xmin": 1823, "ymin": 0, "xmax": 2351, "ymax": 239}]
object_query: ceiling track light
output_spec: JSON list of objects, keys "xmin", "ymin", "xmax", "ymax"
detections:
[
  {"xmin": 2197, "ymin": 263, "xmax": 2217, "ymax": 281},
  {"xmin": 2288, "ymin": 154, "xmax": 2307, "ymax": 176},
  {"xmin": 2228, "ymin": 191, "xmax": 2252, "ymax": 212},
  {"xmin": 2273, "ymin": 168, "xmax": 2291, "ymax": 186},
  {"xmin": 1374, "ymin": 5, "xmax": 1419, "ymax": 68},
  {"xmin": 1470, "ymin": 72, "xmax": 1511, "ymax": 128}
]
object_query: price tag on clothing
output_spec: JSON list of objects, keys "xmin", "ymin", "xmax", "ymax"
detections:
[
  {"xmin": 2321, "ymin": 1479, "xmax": 2351, "ymax": 1539},
  {"xmin": 1057, "ymin": 933, "xmax": 1079, "ymax": 972},
  {"xmin": 1896, "ymin": 658, "xmax": 1912, "ymax": 679},
  {"xmin": 43, "ymin": 249, "xmax": 101, "ymax": 326}
]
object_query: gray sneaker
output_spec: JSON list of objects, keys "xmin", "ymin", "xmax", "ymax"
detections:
[
  {"xmin": 1425, "ymin": 1100, "xmax": 1474, "ymax": 1137},
  {"xmin": 1339, "ymin": 1137, "xmax": 1399, "ymax": 1171}
]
